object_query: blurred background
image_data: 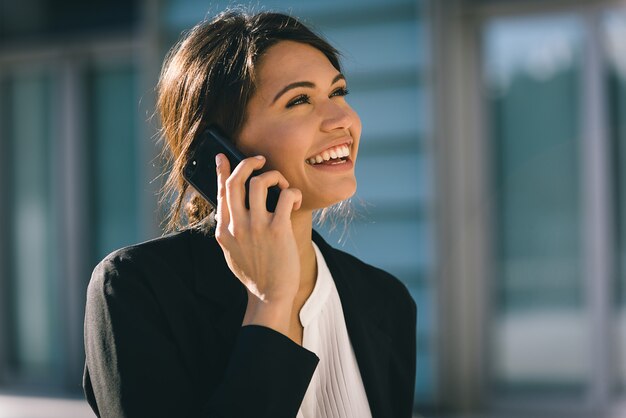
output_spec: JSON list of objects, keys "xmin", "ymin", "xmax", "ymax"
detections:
[{"xmin": 0, "ymin": 0, "xmax": 625, "ymax": 417}]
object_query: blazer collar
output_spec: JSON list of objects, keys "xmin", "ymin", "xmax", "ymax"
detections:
[
  {"xmin": 312, "ymin": 231, "xmax": 394, "ymax": 418},
  {"xmin": 189, "ymin": 228, "xmax": 393, "ymax": 417},
  {"xmin": 311, "ymin": 230, "xmax": 387, "ymax": 330}
]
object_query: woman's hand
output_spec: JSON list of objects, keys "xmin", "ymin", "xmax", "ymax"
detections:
[{"xmin": 214, "ymin": 153, "xmax": 303, "ymax": 336}]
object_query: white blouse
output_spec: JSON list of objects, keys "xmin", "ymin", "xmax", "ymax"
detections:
[{"xmin": 296, "ymin": 242, "xmax": 372, "ymax": 418}]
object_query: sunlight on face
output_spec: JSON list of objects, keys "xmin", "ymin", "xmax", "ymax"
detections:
[{"xmin": 237, "ymin": 41, "xmax": 362, "ymax": 211}]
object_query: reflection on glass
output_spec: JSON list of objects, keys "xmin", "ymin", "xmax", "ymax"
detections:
[
  {"xmin": 605, "ymin": 9, "xmax": 626, "ymax": 392},
  {"xmin": 484, "ymin": 16, "xmax": 586, "ymax": 393},
  {"xmin": 88, "ymin": 64, "xmax": 139, "ymax": 262},
  {"xmin": 8, "ymin": 71, "xmax": 62, "ymax": 384}
]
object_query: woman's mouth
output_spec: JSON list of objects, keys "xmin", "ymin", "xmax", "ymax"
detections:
[{"xmin": 305, "ymin": 144, "xmax": 350, "ymax": 165}]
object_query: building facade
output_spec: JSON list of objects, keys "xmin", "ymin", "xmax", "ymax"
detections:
[{"xmin": 0, "ymin": 0, "xmax": 624, "ymax": 417}]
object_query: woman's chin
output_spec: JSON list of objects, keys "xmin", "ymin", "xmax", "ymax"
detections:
[{"xmin": 302, "ymin": 186, "xmax": 357, "ymax": 212}]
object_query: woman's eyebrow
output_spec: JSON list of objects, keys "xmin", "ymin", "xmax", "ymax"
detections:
[
  {"xmin": 271, "ymin": 73, "xmax": 346, "ymax": 104},
  {"xmin": 272, "ymin": 81, "xmax": 314, "ymax": 104}
]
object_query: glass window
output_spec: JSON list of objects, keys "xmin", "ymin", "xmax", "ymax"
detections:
[
  {"xmin": 163, "ymin": 0, "xmax": 417, "ymax": 30},
  {"xmin": 0, "ymin": 57, "xmax": 142, "ymax": 394},
  {"xmin": 605, "ymin": 8, "xmax": 626, "ymax": 393},
  {"xmin": 4, "ymin": 69, "xmax": 63, "ymax": 386},
  {"xmin": 87, "ymin": 62, "xmax": 140, "ymax": 263},
  {"xmin": 484, "ymin": 15, "xmax": 587, "ymax": 394}
]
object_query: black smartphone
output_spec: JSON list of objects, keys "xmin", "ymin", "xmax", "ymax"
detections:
[{"xmin": 183, "ymin": 126, "xmax": 280, "ymax": 212}]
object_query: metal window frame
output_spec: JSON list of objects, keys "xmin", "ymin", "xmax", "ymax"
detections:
[
  {"xmin": 430, "ymin": 0, "xmax": 491, "ymax": 412},
  {"xmin": 0, "ymin": 67, "xmax": 7, "ymax": 387}
]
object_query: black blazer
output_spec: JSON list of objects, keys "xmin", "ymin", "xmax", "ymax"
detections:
[{"xmin": 83, "ymin": 229, "xmax": 416, "ymax": 418}]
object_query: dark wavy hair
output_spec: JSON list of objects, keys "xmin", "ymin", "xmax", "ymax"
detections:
[{"xmin": 156, "ymin": 9, "xmax": 341, "ymax": 232}]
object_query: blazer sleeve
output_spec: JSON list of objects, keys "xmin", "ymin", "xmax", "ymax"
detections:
[
  {"xmin": 396, "ymin": 289, "xmax": 417, "ymax": 417},
  {"xmin": 84, "ymin": 254, "xmax": 319, "ymax": 418}
]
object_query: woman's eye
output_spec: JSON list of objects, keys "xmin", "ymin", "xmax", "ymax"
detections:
[
  {"xmin": 286, "ymin": 94, "xmax": 311, "ymax": 108},
  {"xmin": 330, "ymin": 87, "xmax": 349, "ymax": 98}
]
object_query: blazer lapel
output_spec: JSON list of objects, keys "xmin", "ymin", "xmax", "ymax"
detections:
[{"xmin": 312, "ymin": 231, "xmax": 394, "ymax": 418}]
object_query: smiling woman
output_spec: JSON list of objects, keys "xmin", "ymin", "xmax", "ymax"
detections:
[
  {"xmin": 82, "ymin": 8, "xmax": 416, "ymax": 418},
  {"xmin": 237, "ymin": 40, "xmax": 361, "ymax": 212}
]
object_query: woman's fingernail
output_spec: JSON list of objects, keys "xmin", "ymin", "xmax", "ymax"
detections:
[
  {"xmin": 215, "ymin": 154, "xmax": 222, "ymax": 167},
  {"xmin": 255, "ymin": 155, "xmax": 265, "ymax": 160}
]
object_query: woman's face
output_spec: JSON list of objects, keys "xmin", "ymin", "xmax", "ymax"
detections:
[{"xmin": 237, "ymin": 40, "xmax": 362, "ymax": 212}]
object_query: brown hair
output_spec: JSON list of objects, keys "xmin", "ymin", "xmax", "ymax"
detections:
[{"xmin": 156, "ymin": 9, "xmax": 341, "ymax": 232}]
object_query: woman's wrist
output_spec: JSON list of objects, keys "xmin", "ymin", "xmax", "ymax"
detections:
[{"xmin": 242, "ymin": 295, "xmax": 294, "ymax": 337}]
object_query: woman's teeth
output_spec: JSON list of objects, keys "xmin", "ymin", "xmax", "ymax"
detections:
[{"xmin": 306, "ymin": 144, "xmax": 350, "ymax": 165}]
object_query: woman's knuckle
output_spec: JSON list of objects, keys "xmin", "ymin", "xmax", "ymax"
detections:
[
  {"xmin": 249, "ymin": 176, "xmax": 261, "ymax": 188},
  {"xmin": 215, "ymin": 226, "xmax": 226, "ymax": 242},
  {"xmin": 244, "ymin": 157, "xmax": 258, "ymax": 167}
]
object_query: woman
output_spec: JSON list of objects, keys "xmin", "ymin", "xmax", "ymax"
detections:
[{"xmin": 83, "ymin": 9, "xmax": 416, "ymax": 418}]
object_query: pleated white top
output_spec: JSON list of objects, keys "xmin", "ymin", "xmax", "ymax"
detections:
[{"xmin": 296, "ymin": 242, "xmax": 372, "ymax": 418}]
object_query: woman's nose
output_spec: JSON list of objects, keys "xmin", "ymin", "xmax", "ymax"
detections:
[{"xmin": 320, "ymin": 101, "xmax": 354, "ymax": 132}]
